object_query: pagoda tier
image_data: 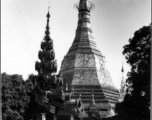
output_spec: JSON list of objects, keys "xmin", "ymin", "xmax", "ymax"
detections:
[{"xmin": 59, "ymin": 0, "xmax": 119, "ymax": 117}]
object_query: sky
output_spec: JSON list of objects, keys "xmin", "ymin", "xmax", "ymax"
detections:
[{"xmin": 2, "ymin": 0, "xmax": 151, "ymax": 88}]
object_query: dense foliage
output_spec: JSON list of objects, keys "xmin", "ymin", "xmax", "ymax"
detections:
[
  {"xmin": 1, "ymin": 73, "xmax": 35, "ymax": 120},
  {"xmin": 116, "ymin": 24, "xmax": 151, "ymax": 120},
  {"xmin": 2, "ymin": 73, "xmax": 28, "ymax": 120}
]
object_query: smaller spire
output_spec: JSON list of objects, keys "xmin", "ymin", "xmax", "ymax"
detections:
[
  {"xmin": 121, "ymin": 61, "xmax": 124, "ymax": 73},
  {"xmin": 121, "ymin": 61, "xmax": 125, "ymax": 87}
]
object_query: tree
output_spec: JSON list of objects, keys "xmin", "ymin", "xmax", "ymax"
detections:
[
  {"xmin": 24, "ymin": 74, "xmax": 36, "ymax": 96},
  {"xmin": 115, "ymin": 24, "xmax": 151, "ymax": 120},
  {"xmin": 2, "ymin": 73, "xmax": 30, "ymax": 120}
]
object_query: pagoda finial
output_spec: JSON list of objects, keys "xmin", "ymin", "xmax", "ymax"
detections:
[
  {"xmin": 44, "ymin": 4, "xmax": 51, "ymax": 41},
  {"xmin": 74, "ymin": 0, "xmax": 95, "ymax": 12}
]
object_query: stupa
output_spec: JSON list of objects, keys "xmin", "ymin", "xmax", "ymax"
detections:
[{"xmin": 59, "ymin": 0, "xmax": 120, "ymax": 118}]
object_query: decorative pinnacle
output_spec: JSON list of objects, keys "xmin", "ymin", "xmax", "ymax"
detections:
[
  {"xmin": 121, "ymin": 61, "xmax": 124, "ymax": 73},
  {"xmin": 45, "ymin": 4, "xmax": 51, "ymax": 40}
]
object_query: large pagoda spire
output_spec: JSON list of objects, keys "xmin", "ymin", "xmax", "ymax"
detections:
[
  {"xmin": 35, "ymin": 8, "xmax": 57, "ymax": 79},
  {"xmin": 59, "ymin": 0, "xmax": 119, "ymax": 118},
  {"xmin": 67, "ymin": 0, "xmax": 103, "ymax": 56},
  {"xmin": 60, "ymin": 0, "xmax": 115, "ymax": 88}
]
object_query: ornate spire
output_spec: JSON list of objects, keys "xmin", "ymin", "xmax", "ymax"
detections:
[
  {"xmin": 59, "ymin": 0, "xmax": 120, "ymax": 117},
  {"xmin": 121, "ymin": 61, "xmax": 125, "ymax": 86},
  {"xmin": 60, "ymin": 0, "xmax": 118, "ymax": 90},
  {"xmin": 44, "ymin": 5, "xmax": 51, "ymax": 41},
  {"xmin": 119, "ymin": 62, "xmax": 126, "ymax": 101},
  {"xmin": 35, "ymin": 7, "xmax": 57, "ymax": 78}
]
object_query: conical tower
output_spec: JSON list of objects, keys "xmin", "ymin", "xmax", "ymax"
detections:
[
  {"xmin": 59, "ymin": 0, "xmax": 119, "ymax": 118},
  {"xmin": 119, "ymin": 62, "xmax": 126, "ymax": 101}
]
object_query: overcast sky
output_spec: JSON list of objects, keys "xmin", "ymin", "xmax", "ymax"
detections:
[{"xmin": 2, "ymin": 0, "xmax": 151, "ymax": 88}]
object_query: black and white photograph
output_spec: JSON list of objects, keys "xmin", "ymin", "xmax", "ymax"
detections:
[{"xmin": 1, "ymin": 0, "xmax": 151, "ymax": 120}]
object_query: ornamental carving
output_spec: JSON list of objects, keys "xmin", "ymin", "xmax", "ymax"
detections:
[{"xmin": 75, "ymin": 54, "xmax": 95, "ymax": 68}]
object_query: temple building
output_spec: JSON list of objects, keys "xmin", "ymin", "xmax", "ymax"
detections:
[
  {"xmin": 25, "ymin": 7, "xmax": 86, "ymax": 120},
  {"xmin": 25, "ymin": 0, "xmax": 120, "ymax": 120},
  {"xmin": 59, "ymin": 0, "xmax": 119, "ymax": 118}
]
